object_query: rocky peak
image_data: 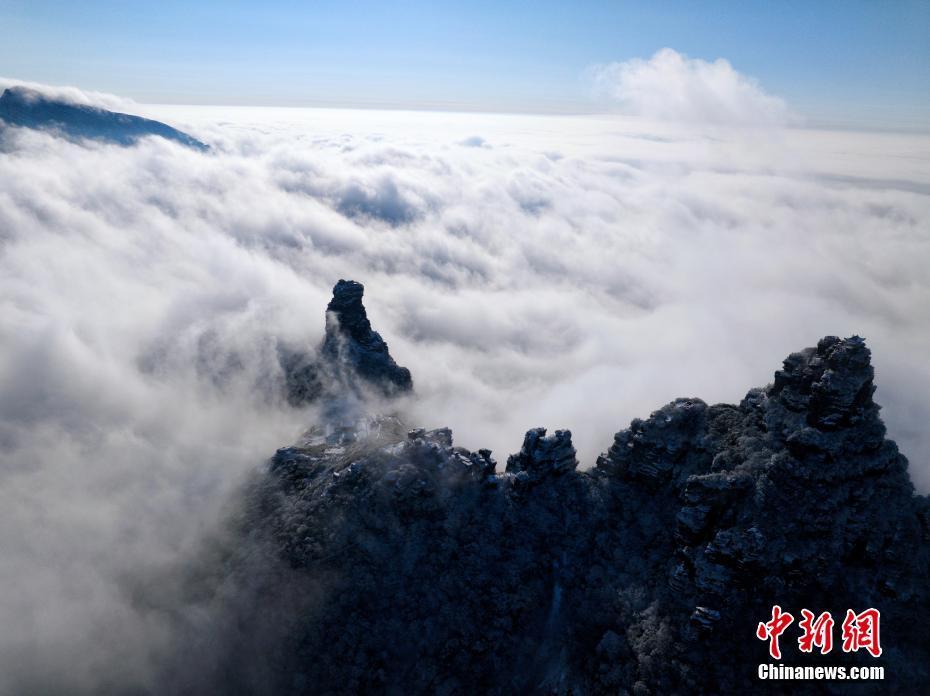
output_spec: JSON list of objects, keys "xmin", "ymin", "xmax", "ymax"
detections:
[
  {"xmin": 321, "ymin": 279, "xmax": 412, "ymax": 396},
  {"xmin": 324, "ymin": 279, "xmax": 370, "ymax": 340},
  {"xmin": 506, "ymin": 427, "xmax": 577, "ymax": 481},
  {"xmin": 770, "ymin": 334, "xmax": 876, "ymax": 430},
  {"xmin": 283, "ymin": 279, "xmax": 412, "ymax": 407},
  {"xmin": 596, "ymin": 397, "xmax": 709, "ymax": 484}
]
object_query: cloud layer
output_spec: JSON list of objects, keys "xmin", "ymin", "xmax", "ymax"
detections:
[
  {"xmin": 1, "ymin": 80, "xmax": 929, "ymax": 692},
  {"xmin": 588, "ymin": 48, "xmax": 792, "ymax": 126}
]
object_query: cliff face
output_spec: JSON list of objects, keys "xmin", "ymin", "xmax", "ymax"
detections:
[
  {"xmin": 0, "ymin": 86, "xmax": 207, "ymax": 150},
  {"xmin": 178, "ymin": 282, "xmax": 929, "ymax": 695}
]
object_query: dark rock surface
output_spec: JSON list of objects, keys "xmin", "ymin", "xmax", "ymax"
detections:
[
  {"xmin": 282, "ymin": 280, "xmax": 413, "ymax": 406},
  {"xmin": 0, "ymin": 86, "xmax": 207, "ymax": 150},
  {"xmin": 166, "ymin": 286, "xmax": 929, "ymax": 695}
]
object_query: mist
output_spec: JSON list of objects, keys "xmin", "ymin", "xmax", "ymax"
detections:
[{"xmin": 1, "ymin": 72, "xmax": 929, "ymax": 692}]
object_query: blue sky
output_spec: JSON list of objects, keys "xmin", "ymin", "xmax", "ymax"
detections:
[{"xmin": 1, "ymin": 0, "xmax": 928, "ymax": 129}]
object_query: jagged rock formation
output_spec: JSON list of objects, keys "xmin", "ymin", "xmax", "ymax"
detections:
[
  {"xmin": 167, "ymin": 286, "xmax": 929, "ymax": 695},
  {"xmin": 0, "ymin": 86, "xmax": 207, "ymax": 150},
  {"xmin": 282, "ymin": 280, "xmax": 413, "ymax": 406}
]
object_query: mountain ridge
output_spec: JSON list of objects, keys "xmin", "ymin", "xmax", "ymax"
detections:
[{"xmin": 161, "ymin": 281, "xmax": 929, "ymax": 695}]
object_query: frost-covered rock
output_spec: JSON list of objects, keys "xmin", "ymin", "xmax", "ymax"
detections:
[
  {"xmin": 167, "ymin": 292, "xmax": 929, "ymax": 695},
  {"xmin": 282, "ymin": 279, "xmax": 413, "ymax": 406}
]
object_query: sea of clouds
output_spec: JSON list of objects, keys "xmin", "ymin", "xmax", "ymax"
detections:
[{"xmin": 1, "ymin": 50, "xmax": 929, "ymax": 692}]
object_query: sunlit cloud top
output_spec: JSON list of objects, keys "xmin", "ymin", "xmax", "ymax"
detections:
[{"xmin": 587, "ymin": 48, "xmax": 793, "ymax": 127}]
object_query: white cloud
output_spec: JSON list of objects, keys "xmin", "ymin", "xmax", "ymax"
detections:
[
  {"xmin": 588, "ymin": 48, "xmax": 793, "ymax": 126},
  {"xmin": 1, "ymin": 83, "xmax": 929, "ymax": 692}
]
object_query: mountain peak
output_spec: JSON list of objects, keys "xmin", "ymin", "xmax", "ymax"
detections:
[
  {"xmin": 0, "ymin": 86, "xmax": 207, "ymax": 150},
  {"xmin": 325, "ymin": 279, "xmax": 371, "ymax": 340},
  {"xmin": 769, "ymin": 334, "xmax": 876, "ymax": 430},
  {"xmin": 283, "ymin": 280, "xmax": 412, "ymax": 406}
]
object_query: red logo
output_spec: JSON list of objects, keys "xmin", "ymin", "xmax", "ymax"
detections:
[
  {"xmin": 841, "ymin": 608, "xmax": 882, "ymax": 657},
  {"xmin": 756, "ymin": 605, "xmax": 794, "ymax": 659},
  {"xmin": 798, "ymin": 609, "xmax": 834, "ymax": 654},
  {"xmin": 756, "ymin": 606, "xmax": 881, "ymax": 659}
]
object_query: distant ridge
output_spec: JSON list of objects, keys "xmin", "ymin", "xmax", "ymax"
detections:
[{"xmin": 0, "ymin": 86, "xmax": 207, "ymax": 150}]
